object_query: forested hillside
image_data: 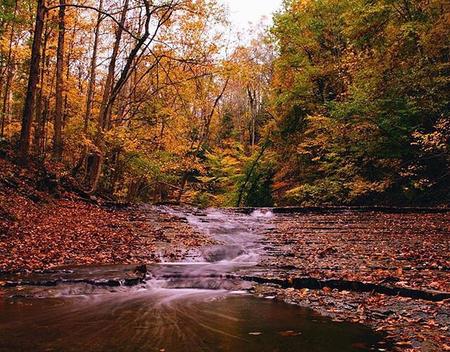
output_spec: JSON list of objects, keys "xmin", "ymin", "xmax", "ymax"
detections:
[
  {"xmin": 270, "ymin": 0, "xmax": 450, "ymax": 206},
  {"xmin": 0, "ymin": 0, "xmax": 448, "ymax": 207}
]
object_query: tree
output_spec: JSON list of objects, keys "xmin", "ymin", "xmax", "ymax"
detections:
[
  {"xmin": 269, "ymin": 0, "xmax": 450, "ymax": 205},
  {"xmin": 18, "ymin": 0, "xmax": 45, "ymax": 162},
  {"xmin": 53, "ymin": 0, "xmax": 66, "ymax": 160},
  {"xmin": 0, "ymin": 0, "xmax": 18, "ymax": 140}
]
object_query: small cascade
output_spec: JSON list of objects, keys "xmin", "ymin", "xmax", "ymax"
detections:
[{"xmin": 143, "ymin": 207, "xmax": 275, "ymax": 291}]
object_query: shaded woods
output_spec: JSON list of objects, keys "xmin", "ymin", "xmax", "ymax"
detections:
[{"xmin": 0, "ymin": 0, "xmax": 448, "ymax": 207}]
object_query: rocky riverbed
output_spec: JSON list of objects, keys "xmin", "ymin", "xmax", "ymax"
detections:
[
  {"xmin": 251, "ymin": 209, "xmax": 450, "ymax": 351},
  {"xmin": 1, "ymin": 205, "xmax": 449, "ymax": 351}
]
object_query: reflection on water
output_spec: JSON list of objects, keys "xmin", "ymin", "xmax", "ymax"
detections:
[
  {"xmin": 0, "ymin": 292, "xmax": 379, "ymax": 352},
  {"xmin": 0, "ymin": 208, "xmax": 382, "ymax": 352}
]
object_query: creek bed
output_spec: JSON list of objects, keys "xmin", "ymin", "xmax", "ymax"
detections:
[{"xmin": 0, "ymin": 207, "xmax": 403, "ymax": 351}]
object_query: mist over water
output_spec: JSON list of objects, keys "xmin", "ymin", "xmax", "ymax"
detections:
[{"xmin": 0, "ymin": 207, "xmax": 381, "ymax": 352}]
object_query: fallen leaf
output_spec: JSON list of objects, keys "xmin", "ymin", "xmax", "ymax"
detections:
[{"xmin": 279, "ymin": 330, "xmax": 301, "ymax": 337}]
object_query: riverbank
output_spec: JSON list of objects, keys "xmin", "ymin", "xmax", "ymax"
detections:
[
  {"xmin": 253, "ymin": 210, "xmax": 450, "ymax": 352},
  {"xmin": 0, "ymin": 156, "xmax": 212, "ymax": 273}
]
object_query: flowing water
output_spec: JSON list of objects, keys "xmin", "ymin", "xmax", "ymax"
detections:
[{"xmin": 0, "ymin": 208, "xmax": 382, "ymax": 352}]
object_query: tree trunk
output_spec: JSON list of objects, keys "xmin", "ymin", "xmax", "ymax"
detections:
[
  {"xmin": 73, "ymin": 0, "xmax": 103, "ymax": 178},
  {"xmin": 18, "ymin": 0, "xmax": 46, "ymax": 162},
  {"xmin": 98, "ymin": 0, "xmax": 128, "ymax": 132},
  {"xmin": 53, "ymin": 0, "xmax": 66, "ymax": 161},
  {"xmin": 87, "ymin": 0, "xmax": 173, "ymax": 194},
  {"xmin": 33, "ymin": 22, "xmax": 50, "ymax": 156},
  {"xmin": 33, "ymin": 79, "xmax": 44, "ymax": 155},
  {"xmin": 86, "ymin": 0, "xmax": 129, "ymax": 192},
  {"xmin": 0, "ymin": 1, "xmax": 17, "ymax": 139},
  {"xmin": 0, "ymin": 67, "xmax": 13, "ymax": 139},
  {"xmin": 84, "ymin": 0, "xmax": 102, "ymax": 134},
  {"xmin": 63, "ymin": 14, "xmax": 78, "ymax": 128},
  {"xmin": 247, "ymin": 86, "xmax": 258, "ymax": 148}
]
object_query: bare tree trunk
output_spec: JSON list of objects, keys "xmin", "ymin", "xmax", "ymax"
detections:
[
  {"xmin": 19, "ymin": 0, "xmax": 46, "ymax": 162},
  {"xmin": 33, "ymin": 80, "xmax": 44, "ymax": 155},
  {"xmin": 53, "ymin": 0, "xmax": 66, "ymax": 160},
  {"xmin": 99, "ymin": 0, "xmax": 129, "ymax": 132},
  {"xmin": 86, "ymin": 0, "xmax": 129, "ymax": 192},
  {"xmin": 33, "ymin": 22, "xmax": 50, "ymax": 156},
  {"xmin": 84, "ymin": 0, "xmax": 102, "ymax": 134},
  {"xmin": 42, "ymin": 94, "xmax": 51, "ymax": 154},
  {"xmin": 41, "ymin": 60, "xmax": 55, "ymax": 156},
  {"xmin": 63, "ymin": 12, "xmax": 78, "ymax": 128},
  {"xmin": 247, "ymin": 86, "xmax": 258, "ymax": 148},
  {"xmin": 1, "ymin": 68, "xmax": 13, "ymax": 139},
  {"xmin": 1, "ymin": 1, "xmax": 18, "ymax": 139},
  {"xmin": 72, "ymin": 0, "xmax": 103, "ymax": 177},
  {"xmin": 87, "ymin": 0, "xmax": 174, "ymax": 194}
]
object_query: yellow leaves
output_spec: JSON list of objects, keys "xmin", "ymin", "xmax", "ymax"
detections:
[
  {"xmin": 0, "ymin": 35, "xmax": 9, "ymax": 52},
  {"xmin": 297, "ymin": 115, "xmax": 336, "ymax": 155},
  {"xmin": 304, "ymin": 114, "xmax": 334, "ymax": 128},
  {"xmin": 221, "ymin": 155, "xmax": 241, "ymax": 168},
  {"xmin": 412, "ymin": 117, "xmax": 450, "ymax": 154},
  {"xmin": 347, "ymin": 178, "xmax": 391, "ymax": 200}
]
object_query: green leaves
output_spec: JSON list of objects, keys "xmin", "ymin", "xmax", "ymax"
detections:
[{"xmin": 269, "ymin": 0, "xmax": 449, "ymax": 205}]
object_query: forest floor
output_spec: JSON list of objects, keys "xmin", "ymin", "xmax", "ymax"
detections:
[
  {"xmin": 0, "ymin": 153, "xmax": 449, "ymax": 351},
  {"xmin": 0, "ymin": 154, "xmax": 212, "ymax": 273}
]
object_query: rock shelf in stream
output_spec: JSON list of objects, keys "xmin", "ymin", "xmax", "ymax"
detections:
[
  {"xmin": 3, "ymin": 265, "xmax": 448, "ymax": 302},
  {"xmin": 240, "ymin": 274, "xmax": 450, "ymax": 302},
  {"xmin": 0, "ymin": 265, "xmax": 147, "ymax": 289}
]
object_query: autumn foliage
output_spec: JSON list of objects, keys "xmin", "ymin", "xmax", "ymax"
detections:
[{"xmin": 0, "ymin": 0, "xmax": 448, "ymax": 206}]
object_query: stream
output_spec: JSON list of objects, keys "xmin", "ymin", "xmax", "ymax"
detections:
[{"xmin": 0, "ymin": 208, "xmax": 383, "ymax": 352}]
